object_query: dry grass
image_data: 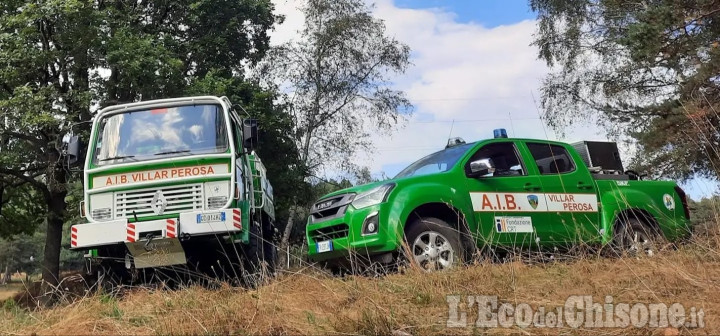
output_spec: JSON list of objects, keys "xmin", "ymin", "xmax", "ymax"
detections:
[{"xmin": 1, "ymin": 235, "xmax": 719, "ymax": 335}]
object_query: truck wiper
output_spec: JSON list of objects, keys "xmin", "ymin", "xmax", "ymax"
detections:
[
  {"xmin": 99, "ymin": 155, "xmax": 136, "ymax": 162},
  {"xmin": 154, "ymin": 149, "xmax": 191, "ymax": 156}
]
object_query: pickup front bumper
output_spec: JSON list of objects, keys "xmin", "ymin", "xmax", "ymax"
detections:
[
  {"xmin": 70, "ymin": 208, "xmax": 243, "ymax": 250},
  {"xmin": 306, "ymin": 202, "xmax": 400, "ymax": 264}
]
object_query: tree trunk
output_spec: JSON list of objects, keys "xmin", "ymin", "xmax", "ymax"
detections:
[
  {"xmin": 1, "ymin": 265, "xmax": 9, "ymax": 284},
  {"xmin": 277, "ymin": 205, "xmax": 296, "ymax": 268},
  {"xmin": 42, "ymin": 191, "xmax": 65, "ymax": 288},
  {"xmin": 41, "ymin": 157, "xmax": 68, "ymax": 289}
]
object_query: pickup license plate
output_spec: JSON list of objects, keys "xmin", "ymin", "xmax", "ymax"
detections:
[
  {"xmin": 196, "ymin": 212, "xmax": 226, "ymax": 224},
  {"xmin": 316, "ymin": 240, "xmax": 333, "ymax": 253}
]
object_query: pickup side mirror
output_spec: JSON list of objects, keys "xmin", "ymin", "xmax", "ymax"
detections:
[
  {"xmin": 242, "ymin": 119, "xmax": 258, "ymax": 150},
  {"xmin": 467, "ymin": 159, "xmax": 495, "ymax": 178},
  {"xmin": 66, "ymin": 135, "xmax": 83, "ymax": 167}
]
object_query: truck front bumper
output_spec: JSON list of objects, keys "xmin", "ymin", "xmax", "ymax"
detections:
[{"xmin": 70, "ymin": 208, "xmax": 243, "ymax": 250}]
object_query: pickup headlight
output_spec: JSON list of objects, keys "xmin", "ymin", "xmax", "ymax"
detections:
[{"xmin": 351, "ymin": 183, "xmax": 395, "ymax": 209}]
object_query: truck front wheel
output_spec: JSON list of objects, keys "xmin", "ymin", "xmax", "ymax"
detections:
[{"xmin": 404, "ymin": 217, "xmax": 465, "ymax": 271}]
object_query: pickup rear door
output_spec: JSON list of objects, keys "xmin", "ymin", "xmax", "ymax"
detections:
[
  {"xmin": 462, "ymin": 140, "xmax": 545, "ymax": 248},
  {"xmin": 521, "ymin": 142, "xmax": 601, "ymax": 244}
]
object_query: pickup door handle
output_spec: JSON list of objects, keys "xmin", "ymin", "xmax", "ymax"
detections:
[
  {"xmin": 524, "ymin": 183, "xmax": 541, "ymax": 191},
  {"xmin": 577, "ymin": 181, "xmax": 593, "ymax": 190}
]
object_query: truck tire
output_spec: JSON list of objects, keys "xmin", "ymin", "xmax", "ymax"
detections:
[
  {"xmin": 262, "ymin": 231, "xmax": 277, "ymax": 274},
  {"xmin": 241, "ymin": 218, "xmax": 276, "ymax": 285},
  {"xmin": 613, "ymin": 217, "xmax": 662, "ymax": 257},
  {"xmin": 404, "ymin": 217, "xmax": 465, "ymax": 271}
]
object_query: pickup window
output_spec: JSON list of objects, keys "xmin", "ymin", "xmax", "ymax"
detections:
[
  {"xmin": 466, "ymin": 142, "xmax": 525, "ymax": 177},
  {"xmin": 527, "ymin": 142, "xmax": 576, "ymax": 175},
  {"xmin": 395, "ymin": 143, "xmax": 474, "ymax": 178}
]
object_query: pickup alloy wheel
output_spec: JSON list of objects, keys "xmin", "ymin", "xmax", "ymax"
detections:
[
  {"xmin": 615, "ymin": 218, "xmax": 660, "ymax": 257},
  {"xmin": 405, "ymin": 217, "xmax": 464, "ymax": 271}
]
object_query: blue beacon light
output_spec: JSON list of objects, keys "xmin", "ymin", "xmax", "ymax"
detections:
[{"xmin": 493, "ymin": 128, "xmax": 508, "ymax": 139}]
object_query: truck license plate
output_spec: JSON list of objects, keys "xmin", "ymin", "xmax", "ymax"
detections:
[
  {"xmin": 196, "ymin": 212, "xmax": 226, "ymax": 224},
  {"xmin": 316, "ymin": 240, "xmax": 333, "ymax": 253}
]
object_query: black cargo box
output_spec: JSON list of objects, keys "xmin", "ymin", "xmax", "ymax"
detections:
[{"xmin": 571, "ymin": 141, "xmax": 624, "ymax": 172}]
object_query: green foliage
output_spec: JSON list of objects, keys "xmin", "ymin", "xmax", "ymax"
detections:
[
  {"xmin": 531, "ymin": 0, "xmax": 720, "ymax": 180},
  {"xmin": 0, "ymin": 233, "xmax": 43, "ymax": 276},
  {"xmin": 0, "ymin": 185, "xmax": 44, "ymax": 237},
  {"xmin": 690, "ymin": 196, "xmax": 720, "ymax": 234}
]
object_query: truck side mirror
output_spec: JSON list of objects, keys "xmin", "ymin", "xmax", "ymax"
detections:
[
  {"xmin": 242, "ymin": 119, "xmax": 258, "ymax": 150},
  {"xmin": 467, "ymin": 159, "xmax": 495, "ymax": 178},
  {"xmin": 66, "ymin": 135, "xmax": 83, "ymax": 167}
]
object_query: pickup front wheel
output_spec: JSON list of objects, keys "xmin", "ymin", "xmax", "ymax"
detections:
[{"xmin": 404, "ymin": 217, "xmax": 465, "ymax": 271}]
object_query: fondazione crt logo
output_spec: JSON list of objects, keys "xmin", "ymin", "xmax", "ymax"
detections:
[{"xmin": 446, "ymin": 295, "xmax": 704, "ymax": 329}]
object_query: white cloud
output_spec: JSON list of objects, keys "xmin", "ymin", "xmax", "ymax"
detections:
[
  {"xmin": 269, "ymin": 0, "xmax": 610, "ymax": 178},
  {"xmin": 369, "ymin": 0, "xmax": 611, "ymax": 175}
]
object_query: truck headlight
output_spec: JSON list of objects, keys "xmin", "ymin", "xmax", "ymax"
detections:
[
  {"xmin": 351, "ymin": 183, "xmax": 395, "ymax": 209},
  {"xmin": 89, "ymin": 192, "xmax": 113, "ymax": 221},
  {"xmin": 204, "ymin": 181, "xmax": 230, "ymax": 209}
]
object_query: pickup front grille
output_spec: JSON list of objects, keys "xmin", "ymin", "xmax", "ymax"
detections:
[
  {"xmin": 310, "ymin": 223, "xmax": 350, "ymax": 242},
  {"xmin": 310, "ymin": 193, "xmax": 355, "ymax": 222},
  {"xmin": 115, "ymin": 184, "xmax": 203, "ymax": 218}
]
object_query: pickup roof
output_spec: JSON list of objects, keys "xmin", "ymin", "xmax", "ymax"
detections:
[{"xmin": 305, "ymin": 137, "xmax": 691, "ymax": 271}]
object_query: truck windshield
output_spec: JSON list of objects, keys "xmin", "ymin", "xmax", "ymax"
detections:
[
  {"xmin": 93, "ymin": 104, "xmax": 229, "ymax": 165},
  {"xmin": 394, "ymin": 143, "xmax": 474, "ymax": 178}
]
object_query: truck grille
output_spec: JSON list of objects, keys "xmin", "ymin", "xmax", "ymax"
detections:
[
  {"xmin": 310, "ymin": 223, "xmax": 350, "ymax": 242},
  {"xmin": 115, "ymin": 184, "xmax": 203, "ymax": 218}
]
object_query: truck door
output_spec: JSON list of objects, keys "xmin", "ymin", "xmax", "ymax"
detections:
[
  {"xmin": 523, "ymin": 142, "xmax": 600, "ymax": 244},
  {"xmin": 463, "ymin": 141, "xmax": 546, "ymax": 248}
]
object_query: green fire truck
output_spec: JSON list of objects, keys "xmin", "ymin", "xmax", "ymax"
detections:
[
  {"xmin": 68, "ymin": 96, "xmax": 276, "ymax": 282},
  {"xmin": 306, "ymin": 130, "xmax": 692, "ymax": 271}
]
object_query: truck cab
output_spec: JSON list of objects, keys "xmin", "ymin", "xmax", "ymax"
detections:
[
  {"xmin": 69, "ymin": 96, "xmax": 276, "ymax": 282},
  {"xmin": 306, "ymin": 131, "xmax": 691, "ymax": 271}
]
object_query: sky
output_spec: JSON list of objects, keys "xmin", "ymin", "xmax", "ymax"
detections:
[{"xmin": 269, "ymin": 0, "xmax": 717, "ymax": 200}]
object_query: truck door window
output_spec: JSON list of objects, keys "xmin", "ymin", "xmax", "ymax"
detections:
[
  {"xmin": 527, "ymin": 143, "xmax": 575, "ymax": 174},
  {"xmin": 466, "ymin": 142, "xmax": 525, "ymax": 177},
  {"xmin": 228, "ymin": 112, "xmax": 244, "ymax": 152}
]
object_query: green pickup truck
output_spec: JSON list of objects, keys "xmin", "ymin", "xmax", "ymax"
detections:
[{"xmin": 305, "ymin": 131, "xmax": 691, "ymax": 271}]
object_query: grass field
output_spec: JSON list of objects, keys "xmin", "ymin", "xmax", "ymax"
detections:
[
  {"xmin": 1, "ymin": 234, "xmax": 718, "ymax": 335},
  {"xmin": 0, "ymin": 283, "xmax": 23, "ymax": 301},
  {"xmin": 0, "ymin": 273, "xmax": 34, "ymax": 301}
]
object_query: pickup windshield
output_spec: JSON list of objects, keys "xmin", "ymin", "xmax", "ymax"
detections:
[
  {"xmin": 394, "ymin": 143, "xmax": 474, "ymax": 178},
  {"xmin": 93, "ymin": 104, "xmax": 229, "ymax": 165}
]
